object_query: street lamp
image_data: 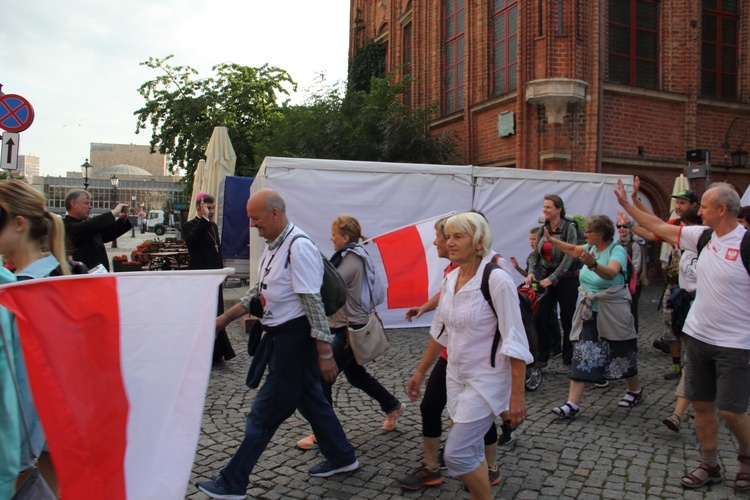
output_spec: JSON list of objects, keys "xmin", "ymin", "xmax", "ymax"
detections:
[
  {"xmin": 131, "ymin": 195, "xmax": 137, "ymax": 237},
  {"xmin": 80, "ymin": 159, "xmax": 93, "ymax": 190},
  {"xmin": 110, "ymin": 175, "xmax": 119, "ymax": 248}
]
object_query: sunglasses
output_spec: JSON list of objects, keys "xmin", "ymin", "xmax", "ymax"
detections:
[{"xmin": 616, "ymin": 224, "xmax": 629, "ymax": 229}]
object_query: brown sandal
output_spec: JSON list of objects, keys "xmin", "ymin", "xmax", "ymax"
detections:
[
  {"xmin": 662, "ymin": 413, "xmax": 681, "ymax": 432},
  {"xmin": 736, "ymin": 455, "xmax": 750, "ymax": 492},
  {"xmin": 681, "ymin": 463, "xmax": 722, "ymax": 489}
]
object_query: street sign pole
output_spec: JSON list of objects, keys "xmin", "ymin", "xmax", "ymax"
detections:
[{"xmin": 1, "ymin": 132, "xmax": 19, "ymax": 170}]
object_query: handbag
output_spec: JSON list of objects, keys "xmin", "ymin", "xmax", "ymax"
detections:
[
  {"xmin": 347, "ymin": 310, "xmax": 389, "ymax": 366},
  {"xmin": 346, "ymin": 270, "xmax": 389, "ymax": 365}
]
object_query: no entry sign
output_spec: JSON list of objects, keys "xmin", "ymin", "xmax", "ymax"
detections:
[{"xmin": 0, "ymin": 94, "xmax": 35, "ymax": 133}]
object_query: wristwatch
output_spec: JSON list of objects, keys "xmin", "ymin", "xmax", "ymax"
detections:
[{"xmin": 588, "ymin": 261, "xmax": 598, "ymax": 271}]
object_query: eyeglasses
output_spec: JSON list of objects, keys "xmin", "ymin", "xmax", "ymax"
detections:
[{"xmin": 616, "ymin": 224, "xmax": 629, "ymax": 229}]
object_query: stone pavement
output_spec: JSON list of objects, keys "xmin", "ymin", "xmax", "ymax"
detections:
[{"xmin": 185, "ymin": 285, "xmax": 750, "ymax": 499}]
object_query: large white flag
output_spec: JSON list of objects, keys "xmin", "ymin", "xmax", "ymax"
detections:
[{"xmin": 0, "ymin": 269, "xmax": 231, "ymax": 500}]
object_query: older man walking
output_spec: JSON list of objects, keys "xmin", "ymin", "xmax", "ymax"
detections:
[
  {"xmin": 196, "ymin": 188, "xmax": 357, "ymax": 499},
  {"xmin": 615, "ymin": 180, "xmax": 750, "ymax": 492}
]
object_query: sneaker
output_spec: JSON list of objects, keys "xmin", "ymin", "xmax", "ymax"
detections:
[
  {"xmin": 437, "ymin": 447, "xmax": 447, "ymax": 470},
  {"xmin": 383, "ymin": 403, "xmax": 406, "ymax": 432},
  {"xmin": 653, "ymin": 339, "xmax": 670, "ymax": 354},
  {"xmin": 308, "ymin": 459, "xmax": 359, "ymax": 478},
  {"xmin": 555, "ymin": 364, "xmax": 571, "ymax": 375},
  {"xmin": 537, "ymin": 361, "xmax": 549, "ymax": 372},
  {"xmin": 296, "ymin": 433, "xmax": 319, "ymax": 451},
  {"xmin": 594, "ymin": 379, "xmax": 609, "ymax": 389},
  {"xmin": 664, "ymin": 364, "xmax": 682, "ymax": 380},
  {"xmin": 398, "ymin": 464, "xmax": 444, "ymax": 490},
  {"xmin": 488, "ymin": 463, "xmax": 502, "ymax": 486},
  {"xmin": 550, "ymin": 351, "xmax": 562, "ymax": 360},
  {"xmin": 196, "ymin": 477, "xmax": 245, "ymax": 500},
  {"xmin": 497, "ymin": 422, "xmax": 516, "ymax": 445}
]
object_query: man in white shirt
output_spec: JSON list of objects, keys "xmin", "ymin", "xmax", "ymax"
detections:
[
  {"xmin": 197, "ymin": 188, "xmax": 358, "ymax": 499},
  {"xmin": 615, "ymin": 180, "xmax": 750, "ymax": 492}
]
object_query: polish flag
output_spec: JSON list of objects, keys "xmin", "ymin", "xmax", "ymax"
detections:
[
  {"xmin": 0, "ymin": 269, "xmax": 231, "ymax": 500},
  {"xmin": 369, "ymin": 213, "xmax": 453, "ymax": 309}
]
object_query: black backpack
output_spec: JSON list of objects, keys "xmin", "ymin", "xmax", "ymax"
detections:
[
  {"xmin": 286, "ymin": 234, "xmax": 347, "ymax": 316},
  {"xmin": 480, "ymin": 262, "xmax": 538, "ymax": 367},
  {"xmin": 696, "ymin": 229, "xmax": 750, "ymax": 278}
]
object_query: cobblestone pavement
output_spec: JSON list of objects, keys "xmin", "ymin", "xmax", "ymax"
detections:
[{"xmin": 187, "ymin": 286, "xmax": 749, "ymax": 499}]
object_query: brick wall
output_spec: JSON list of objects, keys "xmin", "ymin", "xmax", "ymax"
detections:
[{"xmin": 350, "ymin": 0, "xmax": 750, "ymax": 213}]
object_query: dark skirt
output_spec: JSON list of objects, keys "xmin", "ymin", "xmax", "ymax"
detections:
[{"xmin": 570, "ymin": 314, "xmax": 638, "ymax": 382}]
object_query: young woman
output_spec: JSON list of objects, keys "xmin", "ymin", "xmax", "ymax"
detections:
[{"xmin": 0, "ymin": 180, "xmax": 71, "ymax": 495}]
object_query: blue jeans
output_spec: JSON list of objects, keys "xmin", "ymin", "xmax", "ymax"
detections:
[
  {"xmin": 322, "ymin": 327, "xmax": 400, "ymax": 414},
  {"xmin": 218, "ymin": 350, "xmax": 356, "ymax": 492}
]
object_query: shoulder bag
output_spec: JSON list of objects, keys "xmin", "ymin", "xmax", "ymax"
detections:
[{"xmin": 346, "ymin": 258, "xmax": 389, "ymax": 365}]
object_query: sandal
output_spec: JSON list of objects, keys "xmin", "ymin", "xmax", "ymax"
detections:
[
  {"xmin": 551, "ymin": 402, "xmax": 579, "ymax": 419},
  {"xmin": 618, "ymin": 389, "xmax": 645, "ymax": 408},
  {"xmin": 736, "ymin": 455, "xmax": 750, "ymax": 491},
  {"xmin": 681, "ymin": 463, "xmax": 722, "ymax": 489},
  {"xmin": 662, "ymin": 413, "xmax": 681, "ymax": 432}
]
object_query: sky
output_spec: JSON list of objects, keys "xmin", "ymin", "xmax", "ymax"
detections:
[{"xmin": 0, "ymin": 0, "xmax": 351, "ymax": 177}]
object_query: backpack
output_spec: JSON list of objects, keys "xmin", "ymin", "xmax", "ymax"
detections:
[
  {"xmin": 286, "ymin": 234, "xmax": 347, "ymax": 316},
  {"xmin": 480, "ymin": 262, "xmax": 538, "ymax": 368},
  {"xmin": 696, "ymin": 228, "xmax": 750, "ymax": 278},
  {"xmin": 623, "ymin": 238, "xmax": 649, "ymax": 287}
]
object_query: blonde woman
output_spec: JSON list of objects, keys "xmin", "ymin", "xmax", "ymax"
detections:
[{"xmin": 0, "ymin": 179, "xmax": 72, "ymax": 495}]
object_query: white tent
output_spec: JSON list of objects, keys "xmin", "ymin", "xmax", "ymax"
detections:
[
  {"xmin": 742, "ymin": 184, "xmax": 750, "ymax": 206},
  {"xmin": 249, "ymin": 157, "xmax": 633, "ymax": 327}
]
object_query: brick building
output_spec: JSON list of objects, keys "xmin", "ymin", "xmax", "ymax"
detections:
[{"xmin": 350, "ymin": 0, "xmax": 750, "ymax": 218}]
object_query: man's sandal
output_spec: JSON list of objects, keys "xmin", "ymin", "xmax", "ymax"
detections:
[
  {"xmin": 550, "ymin": 403, "xmax": 578, "ymax": 419},
  {"xmin": 662, "ymin": 413, "xmax": 681, "ymax": 432},
  {"xmin": 681, "ymin": 463, "xmax": 722, "ymax": 489},
  {"xmin": 736, "ymin": 455, "xmax": 750, "ymax": 492}
]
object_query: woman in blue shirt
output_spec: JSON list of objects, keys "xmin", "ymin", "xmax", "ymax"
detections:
[{"xmin": 542, "ymin": 215, "xmax": 642, "ymax": 418}]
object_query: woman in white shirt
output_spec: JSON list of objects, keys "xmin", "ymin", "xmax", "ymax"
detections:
[{"xmin": 409, "ymin": 212, "xmax": 531, "ymax": 499}]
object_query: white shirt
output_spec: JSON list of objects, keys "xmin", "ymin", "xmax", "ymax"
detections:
[
  {"xmin": 430, "ymin": 256, "xmax": 533, "ymax": 423},
  {"xmin": 679, "ymin": 224, "xmax": 750, "ymax": 349},
  {"xmin": 257, "ymin": 227, "xmax": 323, "ymax": 327}
]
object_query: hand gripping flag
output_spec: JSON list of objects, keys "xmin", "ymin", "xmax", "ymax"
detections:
[
  {"xmin": 368, "ymin": 213, "xmax": 453, "ymax": 309},
  {"xmin": 0, "ymin": 269, "xmax": 231, "ymax": 500}
]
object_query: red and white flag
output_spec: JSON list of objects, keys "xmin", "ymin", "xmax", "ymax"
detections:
[
  {"xmin": 0, "ymin": 269, "xmax": 230, "ymax": 500},
  {"xmin": 368, "ymin": 213, "xmax": 453, "ymax": 309}
]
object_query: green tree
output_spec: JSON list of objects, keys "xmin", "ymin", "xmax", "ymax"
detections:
[
  {"xmin": 134, "ymin": 55, "xmax": 295, "ymax": 183},
  {"xmin": 254, "ymin": 73, "xmax": 459, "ymax": 165}
]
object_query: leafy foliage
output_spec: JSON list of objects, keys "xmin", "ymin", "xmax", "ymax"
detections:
[
  {"xmin": 134, "ymin": 55, "xmax": 295, "ymax": 183},
  {"xmin": 254, "ymin": 73, "xmax": 460, "ymax": 166}
]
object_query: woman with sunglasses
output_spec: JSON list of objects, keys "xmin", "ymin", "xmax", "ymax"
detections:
[{"xmin": 0, "ymin": 180, "xmax": 71, "ymax": 495}]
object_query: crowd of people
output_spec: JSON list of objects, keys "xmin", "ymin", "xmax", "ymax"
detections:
[{"xmin": 0, "ymin": 177, "xmax": 749, "ymax": 499}]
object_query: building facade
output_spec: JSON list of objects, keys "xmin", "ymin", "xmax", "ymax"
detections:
[
  {"xmin": 350, "ymin": 0, "xmax": 750, "ymax": 218},
  {"xmin": 89, "ymin": 142, "xmax": 168, "ymax": 178},
  {"xmin": 16, "ymin": 155, "xmax": 40, "ymax": 183}
]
